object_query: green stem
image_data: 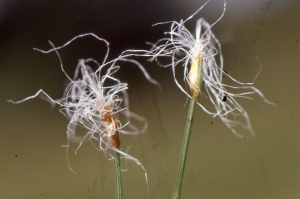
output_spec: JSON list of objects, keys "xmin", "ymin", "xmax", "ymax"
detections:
[
  {"xmin": 172, "ymin": 95, "xmax": 197, "ymax": 199},
  {"xmin": 172, "ymin": 57, "xmax": 202, "ymax": 199},
  {"xmin": 114, "ymin": 151, "xmax": 122, "ymax": 199}
]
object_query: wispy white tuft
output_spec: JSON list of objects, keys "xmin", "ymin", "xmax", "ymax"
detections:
[
  {"xmin": 8, "ymin": 34, "xmax": 158, "ymax": 184},
  {"xmin": 122, "ymin": 1, "xmax": 274, "ymax": 137}
]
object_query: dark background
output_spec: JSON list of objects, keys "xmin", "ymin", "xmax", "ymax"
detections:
[{"xmin": 1, "ymin": 0, "xmax": 300, "ymax": 198}]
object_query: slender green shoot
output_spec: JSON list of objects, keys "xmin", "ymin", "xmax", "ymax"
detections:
[
  {"xmin": 173, "ymin": 57, "xmax": 203, "ymax": 199},
  {"xmin": 114, "ymin": 151, "xmax": 123, "ymax": 199}
]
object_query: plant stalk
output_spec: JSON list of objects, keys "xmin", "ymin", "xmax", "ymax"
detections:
[
  {"xmin": 114, "ymin": 150, "xmax": 122, "ymax": 199},
  {"xmin": 172, "ymin": 56, "xmax": 203, "ymax": 199}
]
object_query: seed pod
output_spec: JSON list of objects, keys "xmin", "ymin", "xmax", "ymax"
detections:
[{"xmin": 188, "ymin": 52, "xmax": 202, "ymax": 97}]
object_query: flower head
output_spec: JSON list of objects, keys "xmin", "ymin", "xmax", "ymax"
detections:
[
  {"xmin": 125, "ymin": 1, "xmax": 274, "ymax": 137},
  {"xmin": 8, "ymin": 34, "xmax": 157, "ymax": 183}
]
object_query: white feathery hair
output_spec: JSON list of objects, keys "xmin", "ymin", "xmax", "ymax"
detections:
[
  {"xmin": 122, "ymin": 1, "xmax": 274, "ymax": 137},
  {"xmin": 8, "ymin": 33, "xmax": 159, "ymax": 183}
]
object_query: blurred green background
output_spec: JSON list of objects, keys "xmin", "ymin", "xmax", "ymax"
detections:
[{"xmin": 1, "ymin": 0, "xmax": 300, "ymax": 198}]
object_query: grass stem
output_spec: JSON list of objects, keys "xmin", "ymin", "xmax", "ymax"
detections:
[
  {"xmin": 114, "ymin": 151, "xmax": 123, "ymax": 199},
  {"xmin": 172, "ymin": 57, "xmax": 203, "ymax": 199}
]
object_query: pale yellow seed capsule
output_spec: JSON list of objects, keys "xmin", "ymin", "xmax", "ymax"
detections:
[{"xmin": 188, "ymin": 52, "xmax": 202, "ymax": 97}]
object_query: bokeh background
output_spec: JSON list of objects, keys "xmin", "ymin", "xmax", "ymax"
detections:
[{"xmin": 1, "ymin": 0, "xmax": 300, "ymax": 198}]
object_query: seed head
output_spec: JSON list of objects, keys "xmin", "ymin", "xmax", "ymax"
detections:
[
  {"xmin": 124, "ymin": 1, "xmax": 274, "ymax": 137},
  {"xmin": 8, "ymin": 34, "xmax": 155, "ymax": 183}
]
